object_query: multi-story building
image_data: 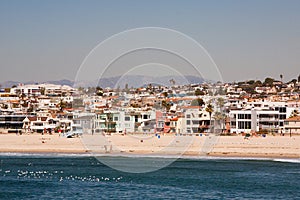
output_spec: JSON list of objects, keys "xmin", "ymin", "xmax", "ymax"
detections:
[
  {"xmin": 11, "ymin": 84, "xmax": 41, "ymax": 97},
  {"xmin": 229, "ymin": 103, "xmax": 293, "ymax": 134},
  {"xmin": 93, "ymin": 109, "xmax": 157, "ymax": 134},
  {"xmin": 284, "ymin": 116, "xmax": 300, "ymax": 135},
  {"xmin": 184, "ymin": 107, "xmax": 211, "ymax": 134},
  {"xmin": 0, "ymin": 111, "xmax": 34, "ymax": 129}
]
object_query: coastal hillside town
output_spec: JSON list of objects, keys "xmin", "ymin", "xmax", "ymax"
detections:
[{"xmin": 0, "ymin": 76, "xmax": 300, "ymax": 136}]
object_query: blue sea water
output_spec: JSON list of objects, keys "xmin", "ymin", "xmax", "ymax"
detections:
[{"xmin": 0, "ymin": 154, "xmax": 299, "ymax": 200}]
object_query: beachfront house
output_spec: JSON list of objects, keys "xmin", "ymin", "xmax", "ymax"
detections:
[
  {"xmin": 23, "ymin": 116, "xmax": 60, "ymax": 133},
  {"xmin": 72, "ymin": 115, "xmax": 94, "ymax": 134},
  {"xmin": 94, "ymin": 111, "xmax": 118, "ymax": 133},
  {"xmin": 0, "ymin": 112, "xmax": 32, "ymax": 130},
  {"xmin": 284, "ymin": 116, "xmax": 300, "ymax": 134},
  {"xmin": 184, "ymin": 107, "xmax": 211, "ymax": 134},
  {"xmin": 229, "ymin": 104, "xmax": 291, "ymax": 134},
  {"xmin": 93, "ymin": 109, "xmax": 157, "ymax": 134}
]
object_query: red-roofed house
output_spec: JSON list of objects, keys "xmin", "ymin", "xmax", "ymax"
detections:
[{"xmin": 23, "ymin": 116, "xmax": 60, "ymax": 133}]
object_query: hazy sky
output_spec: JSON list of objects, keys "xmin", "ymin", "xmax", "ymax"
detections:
[{"xmin": 0, "ymin": 0, "xmax": 299, "ymax": 83}]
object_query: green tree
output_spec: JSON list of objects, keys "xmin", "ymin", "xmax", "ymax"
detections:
[
  {"xmin": 169, "ymin": 79, "xmax": 175, "ymax": 86},
  {"xmin": 147, "ymin": 83, "xmax": 153, "ymax": 92},
  {"xmin": 247, "ymin": 80, "xmax": 255, "ymax": 85},
  {"xmin": 213, "ymin": 111, "xmax": 226, "ymax": 134},
  {"xmin": 263, "ymin": 77, "xmax": 274, "ymax": 87},
  {"xmin": 124, "ymin": 83, "xmax": 129, "ymax": 92},
  {"xmin": 290, "ymin": 79, "xmax": 297, "ymax": 86},
  {"xmin": 216, "ymin": 87, "xmax": 226, "ymax": 95},
  {"xmin": 216, "ymin": 97, "xmax": 225, "ymax": 109},
  {"xmin": 87, "ymin": 87, "xmax": 96, "ymax": 95},
  {"xmin": 255, "ymin": 80, "xmax": 262, "ymax": 86},
  {"xmin": 161, "ymin": 100, "xmax": 171, "ymax": 111},
  {"xmin": 195, "ymin": 89, "xmax": 205, "ymax": 96},
  {"xmin": 1, "ymin": 104, "xmax": 8, "ymax": 109},
  {"xmin": 162, "ymin": 91, "xmax": 168, "ymax": 98},
  {"xmin": 40, "ymin": 87, "xmax": 45, "ymax": 95},
  {"xmin": 289, "ymin": 110, "xmax": 299, "ymax": 118},
  {"xmin": 95, "ymin": 86, "xmax": 101, "ymax": 90},
  {"xmin": 96, "ymin": 86, "xmax": 103, "ymax": 96},
  {"xmin": 58, "ymin": 99, "xmax": 67, "ymax": 112},
  {"xmin": 191, "ymin": 98, "xmax": 205, "ymax": 107},
  {"xmin": 73, "ymin": 98, "xmax": 83, "ymax": 108}
]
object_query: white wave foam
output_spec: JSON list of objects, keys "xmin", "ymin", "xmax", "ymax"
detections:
[
  {"xmin": 273, "ymin": 159, "xmax": 300, "ymax": 163},
  {"xmin": 1, "ymin": 152, "xmax": 298, "ymax": 163}
]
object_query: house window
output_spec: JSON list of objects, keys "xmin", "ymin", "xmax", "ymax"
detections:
[
  {"xmin": 100, "ymin": 116, "xmax": 106, "ymax": 120},
  {"xmin": 238, "ymin": 121, "xmax": 251, "ymax": 129},
  {"xmin": 246, "ymin": 121, "xmax": 251, "ymax": 129},
  {"xmin": 186, "ymin": 114, "xmax": 191, "ymax": 118},
  {"xmin": 238, "ymin": 114, "xmax": 246, "ymax": 119},
  {"xmin": 279, "ymin": 107, "xmax": 286, "ymax": 113},
  {"xmin": 125, "ymin": 116, "xmax": 130, "ymax": 121},
  {"xmin": 279, "ymin": 115, "xmax": 286, "ymax": 120},
  {"xmin": 192, "ymin": 120, "xmax": 199, "ymax": 125},
  {"xmin": 279, "ymin": 122, "xmax": 284, "ymax": 127},
  {"xmin": 114, "ymin": 117, "xmax": 118, "ymax": 121},
  {"xmin": 245, "ymin": 114, "xmax": 251, "ymax": 119},
  {"xmin": 187, "ymin": 120, "xmax": 190, "ymax": 125}
]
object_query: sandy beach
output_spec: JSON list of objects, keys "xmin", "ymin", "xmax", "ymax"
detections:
[
  {"xmin": 0, "ymin": 133, "xmax": 299, "ymax": 158},
  {"xmin": 0, "ymin": 133, "xmax": 87, "ymax": 154}
]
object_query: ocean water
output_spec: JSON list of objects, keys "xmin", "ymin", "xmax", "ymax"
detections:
[{"xmin": 0, "ymin": 154, "xmax": 299, "ymax": 200}]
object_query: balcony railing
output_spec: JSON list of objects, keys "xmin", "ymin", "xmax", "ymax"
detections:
[{"xmin": 259, "ymin": 118, "xmax": 278, "ymax": 121}]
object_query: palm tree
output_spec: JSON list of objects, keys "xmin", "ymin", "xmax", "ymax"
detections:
[
  {"xmin": 191, "ymin": 98, "xmax": 205, "ymax": 107},
  {"xmin": 169, "ymin": 79, "xmax": 175, "ymax": 86},
  {"xmin": 205, "ymin": 103, "xmax": 214, "ymax": 133},
  {"xmin": 216, "ymin": 97, "xmax": 225, "ymax": 109},
  {"xmin": 280, "ymin": 74, "xmax": 283, "ymax": 83},
  {"xmin": 213, "ymin": 111, "xmax": 226, "ymax": 134},
  {"xmin": 40, "ymin": 87, "xmax": 45, "ymax": 95}
]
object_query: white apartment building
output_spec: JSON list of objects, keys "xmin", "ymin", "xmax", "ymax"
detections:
[
  {"xmin": 11, "ymin": 84, "xmax": 75, "ymax": 97},
  {"xmin": 11, "ymin": 84, "xmax": 41, "ymax": 96},
  {"xmin": 230, "ymin": 104, "xmax": 293, "ymax": 134},
  {"xmin": 93, "ymin": 109, "xmax": 156, "ymax": 134},
  {"xmin": 184, "ymin": 108, "xmax": 211, "ymax": 134}
]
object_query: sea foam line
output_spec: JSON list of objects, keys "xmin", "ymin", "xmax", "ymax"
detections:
[
  {"xmin": 0, "ymin": 152, "xmax": 299, "ymax": 163},
  {"xmin": 272, "ymin": 158, "xmax": 300, "ymax": 163}
]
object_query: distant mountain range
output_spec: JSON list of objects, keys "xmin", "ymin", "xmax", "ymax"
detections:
[
  {"xmin": 0, "ymin": 75, "xmax": 206, "ymax": 89},
  {"xmin": 0, "ymin": 79, "xmax": 74, "ymax": 88},
  {"xmin": 73, "ymin": 75, "xmax": 206, "ymax": 88}
]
